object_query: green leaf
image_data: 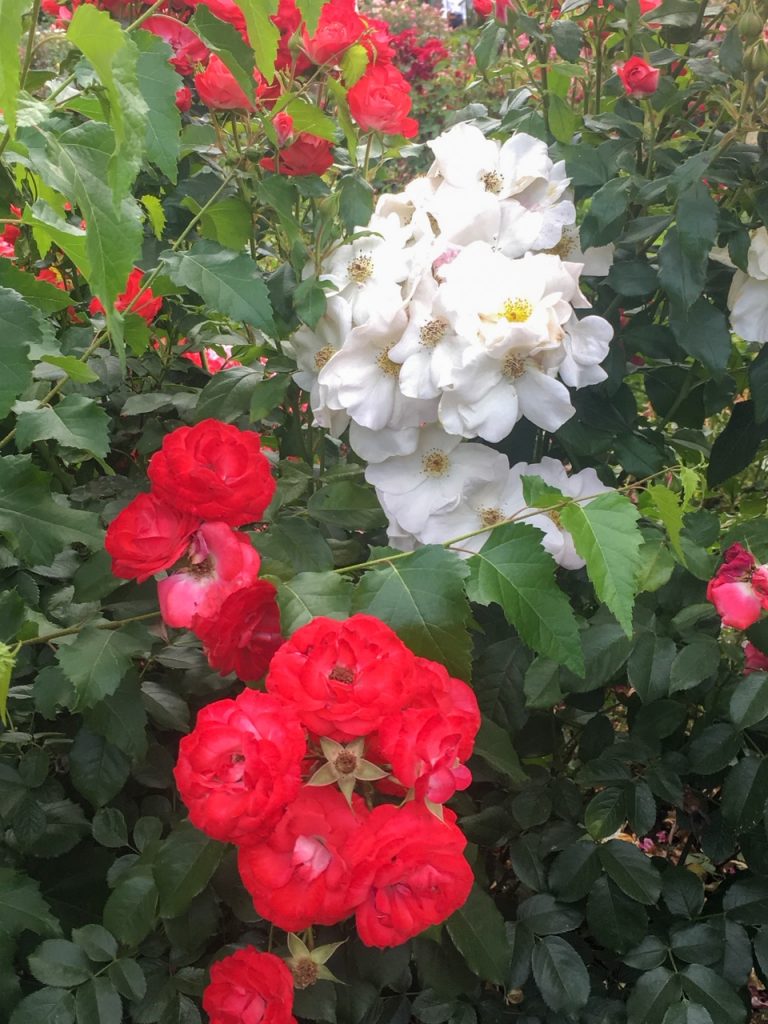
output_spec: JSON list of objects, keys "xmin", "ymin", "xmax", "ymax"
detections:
[
  {"xmin": 74, "ymin": 977, "xmax": 122, "ymax": 1024},
  {"xmin": 658, "ymin": 184, "xmax": 718, "ymax": 311},
  {"xmin": 679, "ymin": 965, "xmax": 746, "ymax": 1024},
  {"xmin": 276, "ymin": 572, "xmax": 353, "ymax": 636},
  {"xmin": 0, "ymin": 868, "xmax": 60, "ymax": 938},
  {"xmin": 189, "ymin": 6, "xmax": 255, "ymax": 95},
  {"xmin": 41, "ymin": 356, "xmax": 100, "ymax": 384},
  {"xmin": 108, "ymin": 958, "xmax": 146, "ymax": 1001},
  {"xmin": 549, "ymin": 94, "xmax": 580, "ymax": 144},
  {"xmin": 0, "ymin": 286, "xmax": 43, "ymax": 418},
  {"xmin": 9, "ymin": 988, "xmax": 75, "ymax": 1024},
  {"xmin": 103, "ymin": 871, "xmax": 157, "ymax": 947},
  {"xmin": 308, "ymin": 481, "xmax": 387, "ymax": 530},
  {"xmin": 296, "ymin": 0, "xmax": 324, "ymax": 33},
  {"xmin": 199, "ymin": 195, "xmax": 252, "ymax": 251},
  {"xmin": 85, "ymin": 676, "xmax": 148, "ymax": 760},
  {"xmin": 721, "ymin": 755, "xmax": 768, "ymax": 831},
  {"xmin": 15, "ymin": 395, "xmax": 110, "ymax": 459},
  {"xmin": 531, "ymin": 936, "xmax": 590, "ymax": 1013},
  {"xmin": 0, "ymin": 456, "xmax": 101, "ymax": 565},
  {"xmin": 473, "ymin": 716, "xmax": 526, "ymax": 782},
  {"xmin": 67, "ymin": 5, "xmax": 148, "ymax": 198},
  {"xmin": 283, "ymin": 97, "xmax": 337, "ymax": 141},
  {"xmin": 646, "ymin": 485, "xmax": 684, "ymax": 559},
  {"xmin": 662, "ymin": 1005, "xmax": 714, "ymax": 1024},
  {"xmin": 669, "ymin": 639, "xmax": 719, "ymax": 693},
  {"xmin": 517, "ymin": 894, "xmax": 583, "ymax": 936},
  {"xmin": 141, "ymin": 681, "xmax": 190, "ymax": 734},
  {"xmin": 708, "ymin": 401, "xmax": 767, "ymax": 488},
  {"xmin": 71, "ymin": 925, "xmax": 118, "ymax": 963},
  {"xmin": 161, "ymin": 241, "xmax": 274, "ymax": 334},
  {"xmin": 587, "ymin": 876, "xmax": 648, "ymax": 953},
  {"xmin": 670, "ymin": 298, "xmax": 732, "ymax": 372},
  {"xmin": 580, "ymin": 178, "xmax": 631, "ymax": 249},
  {"xmin": 559, "ymin": 492, "xmax": 642, "ymax": 635},
  {"xmin": 446, "ymin": 885, "xmax": 510, "ymax": 985},
  {"xmin": 294, "ymin": 275, "xmax": 327, "ymax": 328},
  {"xmin": 0, "ymin": 263, "xmax": 72, "ymax": 314},
  {"xmin": 670, "ymin": 923, "xmax": 722, "ymax": 965},
  {"xmin": 22, "ymin": 202, "xmax": 91, "ymax": 279},
  {"xmin": 249, "ymin": 374, "xmax": 290, "ymax": 422},
  {"xmin": 627, "ymin": 967, "xmax": 682, "ymax": 1024},
  {"xmin": 91, "ymin": 807, "xmax": 129, "ymax": 849},
  {"xmin": 252, "ymin": 517, "xmax": 333, "ymax": 577},
  {"xmin": 57, "ymin": 624, "xmax": 149, "ymax": 710},
  {"xmin": 351, "ymin": 546, "xmax": 472, "ymax": 680},
  {"xmin": 466, "ymin": 523, "xmax": 583, "ymax": 676},
  {"xmin": 599, "ymin": 839, "xmax": 662, "ymax": 905},
  {"xmin": 585, "ymin": 787, "xmax": 627, "ymax": 840},
  {"xmin": 28, "ymin": 940, "xmax": 92, "ymax": 988},
  {"xmin": 628, "ymin": 633, "xmax": 676, "ymax": 703},
  {"xmin": 69, "ymin": 728, "xmax": 130, "ymax": 808},
  {"xmin": 135, "ymin": 32, "xmax": 182, "ymax": 182},
  {"xmin": 339, "ymin": 174, "xmax": 374, "ymax": 232},
  {"xmin": 236, "ymin": 0, "xmax": 279, "ymax": 80},
  {"xmin": 153, "ymin": 822, "xmax": 224, "ymax": 918},
  {"xmin": 730, "ymin": 672, "xmax": 768, "ymax": 729},
  {"xmin": 340, "ymin": 42, "xmax": 369, "ymax": 87},
  {"xmin": 662, "ymin": 868, "xmax": 704, "ymax": 919},
  {"xmin": 549, "ymin": 842, "xmax": 601, "ymax": 902},
  {"xmin": 0, "ymin": 0, "xmax": 30, "ymax": 138}
]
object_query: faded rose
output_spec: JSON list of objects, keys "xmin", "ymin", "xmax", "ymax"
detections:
[{"xmin": 193, "ymin": 580, "xmax": 283, "ymax": 682}]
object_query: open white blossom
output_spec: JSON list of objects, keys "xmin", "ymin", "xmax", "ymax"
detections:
[
  {"xmin": 558, "ymin": 313, "xmax": 613, "ymax": 389},
  {"xmin": 290, "ymin": 295, "xmax": 352, "ymax": 435},
  {"xmin": 550, "ymin": 222, "xmax": 614, "ymax": 276},
  {"xmin": 366, "ymin": 425, "xmax": 508, "ymax": 535},
  {"xmin": 728, "ymin": 227, "xmax": 768, "ymax": 344}
]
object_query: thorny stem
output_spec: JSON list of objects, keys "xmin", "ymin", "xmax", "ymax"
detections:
[{"xmin": 19, "ymin": 611, "xmax": 159, "ymax": 648}]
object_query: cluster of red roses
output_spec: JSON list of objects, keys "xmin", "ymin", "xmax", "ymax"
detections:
[
  {"xmin": 389, "ymin": 29, "xmax": 449, "ymax": 87},
  {"xmin": 105, "ymin": 419, "xmax": 283, "ymax": 679},
  {"xmin": 176, "ymin": 612, "xmax": 480, "ymax": 953},
  {"xmin": 707, "ymin": 542, "xmax": 768, "ymax": 673}
]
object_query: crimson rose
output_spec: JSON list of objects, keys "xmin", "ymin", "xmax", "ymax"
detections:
[
  {"xmin": 203, "ymin": 948, "xmax": 297, "ymax": 1024},
  {"xmin": 105, "ymin": 492, "xmax": 200, "ymax": 582},
  {"xmin": 195, "ymin": 55, "xmax": 255, "ymax": 110},
  {"xmin": 303, "ymin": 0, "xmax": 365, "ymax": 65},
  {"xmin": 347, "ymin": 63, "xmax": 418, "ymax": 138},
  {"xmin": 89, "ymin": 267, "xmax": 162, "ymax": 324},
  {"xmin": 260, "ymin": 134, "xmax": 334, "ymax": 177},
  {"xmin": 174, "ymin": 689, "xmax": 305, "ymax": 843},
  {"xmin": 616, "ymin": 56, "xmax": 660, "ymax": 98},
  {"xmin": 193, "ymin": 580, "xmax": 283, "ymax": 682},
  {"xmin": 147, "ymin": 419, "xmax": 276, "ymax": 526}
]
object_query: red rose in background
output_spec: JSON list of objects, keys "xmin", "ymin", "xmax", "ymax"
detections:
[
  {"xmin": 148, "ymin": 419, "xmax": 276, "ymax": 526},
  {"xmin": 260, "ymin": 134, "xmax": 334, "ymax": 176},
  {"xmin": 157, "ymin": 522, "xmax": 261, "ymax": 629},
  {"xmin": 193, "ymin": 580, "xmax": 283, "ymax": 681},
  {"xmin": 744, "ymin": 642, "xmax": 768, "ymax": 675},
  {"xmin": 195, "ymin": 55, "xmax": 255, "ymax": 110},
  {"xmin": 238, "ymin": 786, "xmax": 368, "ymax": 930},
  {"xmin": 89, "ymin": 268, "xmax": 163, "ymax": 324},
  {"xmin": 142, "ymin": 15, "xmax": 209, "ymax": 75},
  {"xmin": 616, "ymin": 56, "xmax": 660, "ymax": 98},
  {"xmin": 174, "ymin": 689, "xmax": 305, "ymax": 843},
  {"xmin": 195, "ymin": 0, "xmax": 248, "ymax": 37},
  {"xmin": 347, "ymin": 63, "xmax": 418, "ymax": 138},
  {"xmin": 273, "ymin": 111, "xmax": 294, "ymax": 146},
  {"xmin": 176, "ymin": 86, "xmax": 193, "ymax": 112},
  {"xmin": 639, "ymin": 0, "xmax": 662, "ymax": 12},
  {"xmin": 265, "ymin": 614, "xmax": 415, "ymax": 740},
  {"xmin": 303, "ymin": 0, "xmax": 365, "ymax": 66},
  {"xmin": 362, "ymin": 17, "xmax": 396, "ymax": 62},
  {"xmin": 473, "ymin": 0, "xmax": 492, "ymax": 15},
  {"xmin": 203, "ymin": 948, "xmax": 297, "ymax": 1024},
  {"xmin": 347, "ymin": 803, "xmax": 473, "ymax": 947},
  {"xmin": 105, "ymin": 492, "xmax": 200, "ymax": 582}
]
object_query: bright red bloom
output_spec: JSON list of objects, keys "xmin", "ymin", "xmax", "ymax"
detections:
[
  {"xmin": 473, "ymin": 0, "xmax": 492, "ymax": 14},
  {"xmin": 265, "ymin": 614, "xmax": 415, "ymax": 741},
  {"xmin": 174, "ymin": 689, "xmax": 305, "ymax": 843},
  {"xmin": 373, "ymin": 658, "xmax": 480, "ymax": 803},
  {"xmin": 193, "ymin": 580, "xmax": 283, "ymax": 682},
  {"xmin": 105, "ymin": 492, "xmax": 201, "ymax": 583},
  {"xmin": 347, "ymin": 63, "xmax": 418, "ymax": 138},
  {"xmin": 203, "ymin": 948, "xmax": 297, "ymax": 1024},
  {"xmin": 89, "ymin": 268, "xmax": 162, "ymax": 324},
  {"xmin": 347, "ymin": 802, "xmax": 473, "ymax": 947},
  {"xmin": 361, "ymin": 17, "xmax": 396, "ymax": 62},
  {"xmin": 273, "ymin": 111, "xmax": 294, "ymax": 146},
  {"xmin": 744, "ymin": 642, "xmax": 768, "ymax": 675},
  {"xmin": 147, "ymin": 419, "xmax": 276, "ymax": 527},
  {"xmin": 616, "ymin": 56, "xmax": 660, "ymax": 98},
  {"xmin": 195, "ymin": 54, "xmax": 254, "ymax": 110},
  {"xmin": 238, "ymin": 786, "xmax": 369, "ymax": 930},
  {"xmin": 142, "ymin": 15, "xmax": 209, "ymax": 75},
  {"xmin": 158, "ymin": 522, "xmax": 261, "ymax": 629},
  {"xmin": 260, "ymin": 134, "xmax": 334, "ymax": 176},
  {"xmin": 303, "ymin": 0, "xmax": 366, "ymax": 65},
  {"xmin": 35, "ymin": 267, "xmax": 66, "ymax": 289},
  {"xmin": 176, "ymin": 85, "xmax": 193, "ymax": 112},
  {"xmin": 639, "ymin": 0, "xmax": 662, "ymax": 12}
]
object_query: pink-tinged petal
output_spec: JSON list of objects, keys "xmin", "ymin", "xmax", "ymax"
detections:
[{"xmin": 710, "ymin": 580, "xmax": 762, "ymax": 629}]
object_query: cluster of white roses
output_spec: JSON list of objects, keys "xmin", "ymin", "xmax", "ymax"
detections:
[
  {"xmin": 728, "ymin": 226, "xmax": 768, "ymax": 345},
  {"xmin": 289, "ymin": 123, "xmax": 616, "ymax": 562}
]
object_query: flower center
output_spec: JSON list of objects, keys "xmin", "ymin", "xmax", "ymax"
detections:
[
  {"xmin": 482, "ymin": 170, "xmax": 503, "ymax": 194},
  {"xmin": 329, "ymin": 664, "xmax": 354, "ymax": 684},
  {"xmin": 419, "ymin": 318, "xmax": 448, "ymax": 348},
  {"xmin": 500, "ymin": 298, "xmax": 533, "ymax": 323},
  {"xmin": 480, "ymin": 506, "xmax": 504, "ymax": 527},
  {"xmin": 314, "ymin": 344, "xmax": 335, "ymax": 369},
  {"xmin": 376, "ymin": 349, "xmax": 401, "ymax": 377},
  {"xmin": 187, "ymin": 555, "xmax": 214, "ymax": 579},
  {"xmin": 334, "ymin": 750, "xmax": 358, "ymax": 775},
  {"xmin": 502, "ymin": 352, "xmax": 526, "ymax": 379},
  {"xmin": 422, "ymin": 449, "xmax": 450, "ymax": 477},
  {"xmin": 292, "ymin": 959, "xmax": 319, "ymax": 990},
  {"xmin": 348, "ymin": 254, "xmax": 374, "ymax": 284}
]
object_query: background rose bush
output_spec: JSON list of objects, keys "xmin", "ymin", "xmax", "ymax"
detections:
[{"xmin": 1, "ymin": 0, "xmax": 768, "ymax": 1023}]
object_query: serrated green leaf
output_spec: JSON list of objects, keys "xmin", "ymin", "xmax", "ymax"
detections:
[
  {"xmin": 0, "ymin": 0, "xmax": 30, "ymax": 139},
  {"xmin": 41, "ymin": 356, "xmax": 100, "ymax": 383},
  {"xmin": 71, "ymin": 925, "xmax": 118, "ymax": 963},
  {"xmin": 103, "ymin": 871, "xmax": 157, "ymax": 947},
  {"xmin": 679, "ymin": 965, "xmax": 746, "ymax": 1024},
  {"xmin": 446, "ymin": 885, "xmax": 510, "ymax": 985},
  {"xmin": 91, "ymin": 807, "xmax": 129, "ymax": 849},
  {"xmin": 308, "ymin": 481, "xmax": 387, "ymax": 530},
  {"xmin": 276, "ymin": 571, "xmax": 353, "ymax": 635},
  {"xmin": 57, "ymin": 624, "xmax": 150, "ymax": 710},
  {"xmin": 339, "ymin": 174, "xmax": 374, "ymax": 233},
  {"xmin": 140, "ymin": 194, "xmax": 166, "ymax": 239},
  {"xmin": 296, "ymin": 0, "xmax": 324, "ymax": 33},
  {"xmin": 587, "ymin": 877, "xmax": 648, "ymax": 953},
  {"xmin": 466, "ymin": 523, "xmax": 583, "ymax": 676},
  {"xmin": 22, "ymin": 202, "xmax": 91, "ymax": 278},
  {"xmin": 161, "ymin": 241, "xmax": 274, "ymax": 334},
  {"xmin": 0, "ymin": 286, "xmax": 43, "ymax": 418},
  {"xmin": 658, "ymin": 184, "xmax": 718, "ymax": 311},
  {"xmin": 646, "ymin": 485, "xmax": 684, "ymax": 559},
  {"xmin": 559, "ymin": 492, "xmax": 642, "ymax": 635},
  {"xmin": 473, "ymin": 715, "xmax": 526, "ymax": 782},
  {"xmin": 341, "ymin": 42, "xmax": 369, "ymax": 87},
  {"xmin": 69, "ymin": 727, "xmax": 131, "ymax": 807},
  {"xmin": 585, "ymin": 788, "xmax": 627, "ymax": 840},
  {"xmin": 627, "ymin": 967, "xmax": 681, "ymax": 1024},
  {"xmin": 0, "ymin": 868, "xmax": 60, "ymax": 939},
  {"xmin": 531, "ymin": 935, "xmax": 590, "ymax": 1013},
  {"xmin": 662, "ymin": 1005, "xmax": 714, "ymax": 1024},
  {"xmin": 108, "ymin": 958, "xmax": 146, "ymax": 1001},
  {"xmin": 237, "ymin": 0, "xmax": 280, "ymax": 80},
  {"xmin": 721, "ymin": 755, "xmax": 768, "ymax": 831},
  {"xmin": 67, "ymin": 5, "xmax": 148, "ymax": 198},
  {"xmin": 0, "ymin": 456, "xmax": 101, "ymax": 565},
  {"xmin": 0, "ymin": 263, "xmax": 73, "ymax": 314},
  {"xmin": 283, "ymin": 97, "xmax": 337, "ymax": 141},
  {"xmin": 599, "ymin": 839, "xmax": 662, "ymax": 906},
  {"xmin": 189, "ymin": 6, "xmax": 255, "ymax": 95},
  {"xmin": 75, "ymin": 977, "xmax": 122, "ymax": 1024},
  {"xmin": 15, "ymin": 395, "xmax": 110, "ymax": 459},
  {"xmin": 135, "ymin": 32, "xmax": 182, "ymax": 182},
  {"xmin": 153, "ymin": 823, "xmax": 224, "ymax": 918},
  {"xmin": 351, "ymin": 546, "xmax": 472, "ymax": 679},
  {"xmin": 8, "ymin": 987, "xmax": 75, "ymax": 1024},
  {"xmin": 730, "ymin": 672, "xmax": 768, "ymax": 729},
  {"xmin": 28, "ymin": 940, "xmax": 92, "ymax": 988}
]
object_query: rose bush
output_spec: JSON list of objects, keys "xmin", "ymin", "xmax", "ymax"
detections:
[{"xmin": 2, "ymin": 0, "xmax": 768, "ymax": 1022}]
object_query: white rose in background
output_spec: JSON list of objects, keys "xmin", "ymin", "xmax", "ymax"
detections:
[{"xmin": 728, "ymin": 227, "xmax": 768, "ymax": 344}]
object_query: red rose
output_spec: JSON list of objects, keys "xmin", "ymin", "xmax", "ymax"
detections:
[
  {"xmin": 744, "ymin": 642, "xmax": 768, "ymax": 675},
  {"xmin": 273, "ymin": 111, "xmax": 294, "ymax": 146},
  {"xmin": 706, "ymin": 578, "xmax": 761, "ymax": 630},
  {"xmin": 147, "ymin": 419, "xmax": 276, "ymax": 526},
  {"xmin": 373, "ymin": 658, "xmax": 480, "ymax": 803},
  {"xmin": 157, "ymin": 521, "xmax": 262, "ymax": 629},
  {"xmin": 193, "ymin": 580, "xmax": 283, "ymax": 682},
  {"xmin": 265, "ymin": 614, "xmax": 415, "ymax": 740},
  {"xmin": 88, "ymin": 267, "xmax": 162, "ymax": 324},
  {"xmin": 176, "ymin": 86, "xmax": 192, "ymax": 112},
  {"xmin": 142, "ymin": 15, "xmax": 209, "ymax": 76},
  {"xmin": 303, "ymin": 0, "xmax": 366, "ymax": 65},
  {"xmin": 473, "ymin": 0, "xmax": 492, "ymax": 15},
  {"xmin": 195, "ymin": 54, "xmax": 255, "ymax": 110},
  {"xmin": 716, "ymin": 543, "xmax": 756, "ymax": 581},
  {"xmin": 347, "ymin": 802, "xmax": 473, "ymax": 947},
  {"xmin": 174, "ymin": 689, "xmax": 305, "ymax": 843},
  {"xmin": 105, "ymin": 492, "xmax": 200, "ymax": 582},
  {"xmin": 196, "ymin": 0, "xmax": 248, "ymax": 37},
  {"xmin": 260, "ymin": 134, "xmax": 334, "ymax": 176},
  {"xmin": 639, "ymin": 0, "xmax": 661, "ymax": 12},
  {"xmin": 361, "ymin": 17, "xmax": 396, "ymax": 62},
  {"xmin": 347, "ymin": 63, "xmax": 418, "ymax": 138},
  {"xmin": 203, "ymin": 948, "xmax": 297, "ymax": 1024},
  {"xmin": 238, "ymin": 786, "xmax": 368, "ymax": 930},
  {"xmin": 616, "ymin": 56, "xmax": 660, "ymax": 98}
]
